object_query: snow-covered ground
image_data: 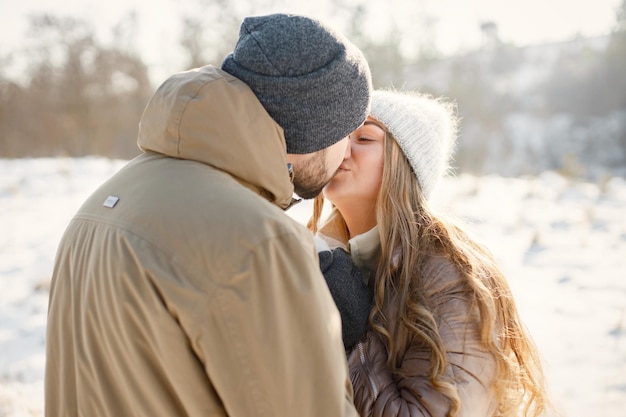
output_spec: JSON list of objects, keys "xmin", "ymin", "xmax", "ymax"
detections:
[{"xmin": 1, "ymin": 157, "xmax": 625, "ymax": 417}]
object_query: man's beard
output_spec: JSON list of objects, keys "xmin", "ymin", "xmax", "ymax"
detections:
[{"xmin": 292, "ymin": 153, "xmax": 338, "ymax": 200}]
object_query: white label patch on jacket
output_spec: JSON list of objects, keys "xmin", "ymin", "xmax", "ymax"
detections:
[{"xmin": 103, "ymin": 196, "xmax": 120, "ymax": 208}]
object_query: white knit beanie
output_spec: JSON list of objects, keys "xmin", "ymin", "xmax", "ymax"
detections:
[{"xmin": 370, "ymin": 90, "xmax": 458, "ymax": 199}]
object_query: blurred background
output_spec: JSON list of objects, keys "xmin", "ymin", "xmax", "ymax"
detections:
[
  {"xmin": 1, "ymin": 0, "xmax": 625, "ymax": 181},
  {"xmin": 1, "ymin": 2, "xmax": 626, "ymax": 416}
]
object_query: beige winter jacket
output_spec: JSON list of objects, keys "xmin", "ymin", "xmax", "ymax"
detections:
[{"xmin": 45, "ymin": 65, "xmax": 358, "ymax": 417}]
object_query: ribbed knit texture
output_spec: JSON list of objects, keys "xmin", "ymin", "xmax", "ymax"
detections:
[
  {"xmin": 318, "ymin": 248, "xmax": 372, "ymax": 350},
  {"xmin": 370, "ymin": 90, "xmax": 458, "ymax": 198},
  {"xmin": 222, "ymin": 13, "xmax": 372, "ymax": 154}
]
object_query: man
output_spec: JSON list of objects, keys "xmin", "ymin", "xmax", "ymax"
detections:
[{"xmin": 45, "ymin": 13, "xmax": 371, "ymax": 417}]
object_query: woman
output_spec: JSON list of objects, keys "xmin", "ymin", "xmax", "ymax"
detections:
[{"xmin": 309, "ymin": 90, "xmax": 548, "ymax": 417}]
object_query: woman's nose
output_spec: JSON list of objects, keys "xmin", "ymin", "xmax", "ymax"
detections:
[{"xmin": 344, "ymin": 136, "xmax": 352, "ymax": 159}]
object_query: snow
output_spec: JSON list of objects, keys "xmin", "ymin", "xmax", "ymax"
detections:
[{"xmin": 1, "ymin": 157, "xmax": 625, "ymax": 416}]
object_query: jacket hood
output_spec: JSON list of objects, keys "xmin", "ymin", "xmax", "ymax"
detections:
[{"xmin": 137, "ymin": 65, "xmax": 294, "ymax": 209}]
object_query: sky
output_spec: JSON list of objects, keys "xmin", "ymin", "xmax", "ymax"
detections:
[
  {"xmin": 1, "ymin": 157, "xmax": 625, "ymax": 416},
  {"xmin": 0, "ymin": 0, "xmax": 622, "ymax": 82}
]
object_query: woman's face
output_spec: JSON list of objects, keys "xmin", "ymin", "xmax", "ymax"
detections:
[{"xmin": 323, "ymin": 116, "xmax": 385, "ymax": 211}]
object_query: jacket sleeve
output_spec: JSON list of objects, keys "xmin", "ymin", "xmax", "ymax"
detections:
[
  {"xmin": 347, "ymin": 259, "xmax": 496, "ymax": 417},
  {"xmin": 192, "ymin": 229, "xmax": 359, "ymax": 417}
]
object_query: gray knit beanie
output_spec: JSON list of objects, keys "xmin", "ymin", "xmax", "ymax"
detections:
[
  {"xmin": 370, "ymin": 90, "xmax": 458, "ymax": 198},
  {"xmin": 221, "ymin": 13, "xmax": 372, "ymax": 154}
]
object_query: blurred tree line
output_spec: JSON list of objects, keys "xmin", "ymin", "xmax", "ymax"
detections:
[
  {"xmin": 1, "ymin": 0, "xmax": 625, "ymax": 179},
  {"xmin": 0, "ymin": 14, "xmax": 152, "ymax": 158}
]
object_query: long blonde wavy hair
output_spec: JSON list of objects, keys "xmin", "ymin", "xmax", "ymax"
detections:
[{"xmin": 308, "ymin": 131, "xmax": 548, "ymax": 417}]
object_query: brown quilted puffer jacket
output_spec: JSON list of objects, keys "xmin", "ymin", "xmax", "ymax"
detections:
[{"xmin": 347, "ymin": 255, "xmax": 498, "ymax": 417}]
